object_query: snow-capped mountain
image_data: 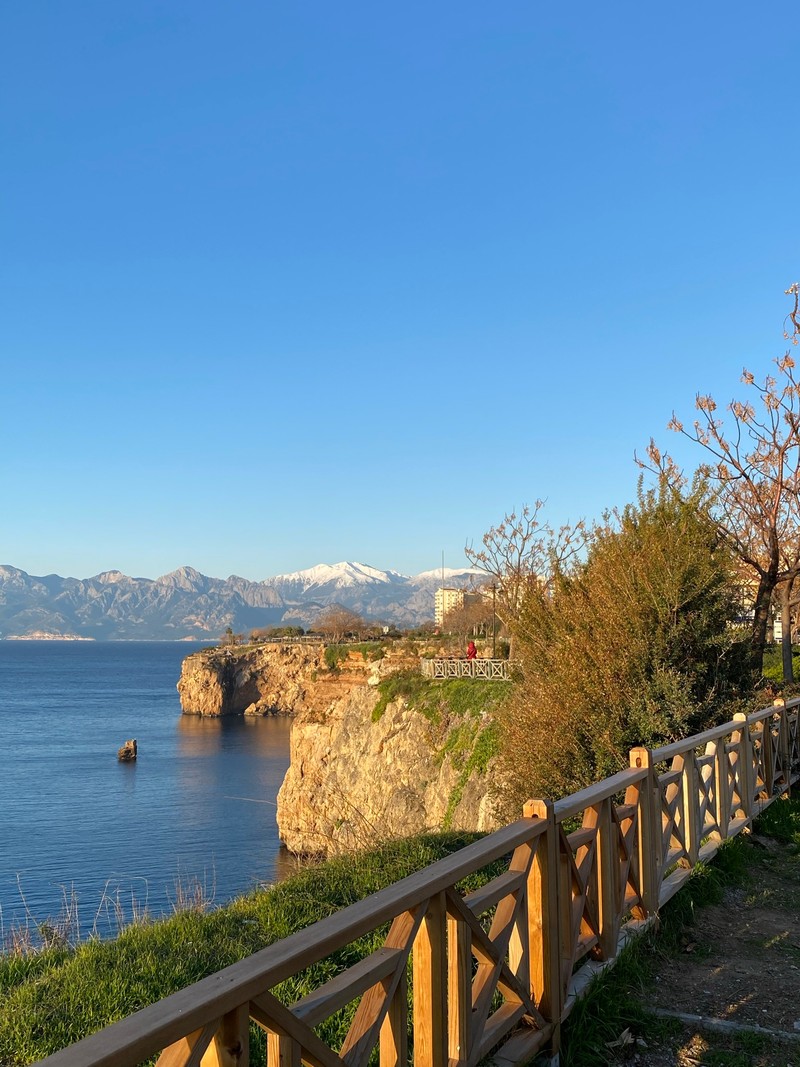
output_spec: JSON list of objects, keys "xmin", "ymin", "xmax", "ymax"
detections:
[
  {"xmin": 0, "ymin": 561, "xmax": 485, "ymax": 639},
  {"xmin": 264, "ymin": 561, "xmax": 410, "ymax": 595}
]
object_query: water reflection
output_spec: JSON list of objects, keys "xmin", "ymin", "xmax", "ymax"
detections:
[{"xmin": 177, "ymin": 712, "xmax": 292, "ymax": 758}]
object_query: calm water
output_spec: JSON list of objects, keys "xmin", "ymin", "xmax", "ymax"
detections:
[{"xmin": 0, "ymin": 642, "xmax": 294, "ymax": 938}]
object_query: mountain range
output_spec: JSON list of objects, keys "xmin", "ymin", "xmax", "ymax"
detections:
[{"xmin": 0, "ymin": 562, "xmax": 482, "ymax": 640}]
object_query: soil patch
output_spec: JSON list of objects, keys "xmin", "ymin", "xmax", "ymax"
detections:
[{"xmin": 605, "ymin": 826, "xmax": 800, "ymax": 1066}]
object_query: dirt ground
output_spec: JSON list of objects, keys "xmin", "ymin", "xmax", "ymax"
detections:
[{"xmin": 615, "ymin": 830, "xmax": 800, "ymax": 1066}]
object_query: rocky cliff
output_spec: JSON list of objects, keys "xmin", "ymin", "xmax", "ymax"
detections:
[
  {"xmin": 275, "ymin": 681, "xmax": 501, "ymax": 855},
  {"xmin": 178, "ymin": 642, "xmax": 332, "ymax": 716},
  {"xmin": 178, "ymin": 642, "xmax": 504, "ymax": 855}
]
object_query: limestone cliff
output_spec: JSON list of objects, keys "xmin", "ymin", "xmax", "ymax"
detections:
[
  {"xmin": 178, "ymin": 642, "xmax": 358, "ymax": 717},
  {"xmin": 178, "ymin": 641, "xmax": 505, "ymax": 855},
  {"xmin": 275, "ymin": 673, "xmax": 503, "ymax": 855}
]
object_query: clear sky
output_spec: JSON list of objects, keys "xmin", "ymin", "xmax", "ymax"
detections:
[{"xmin": 2, "ymin": 3, "xmax": 798, "ymax": 581}]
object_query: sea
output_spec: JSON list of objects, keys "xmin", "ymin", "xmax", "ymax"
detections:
[{"xmin": 0, "ymin": 641, "xmax": 295, "ymax": 942}]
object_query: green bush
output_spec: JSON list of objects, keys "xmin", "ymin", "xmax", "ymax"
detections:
[
  {"xmin": 349, "ymin": 641, "xmax": 386, "ymax": 662},
  {"xmin": 324, "ymin": 644, "xmax": 351, "ymax": 671},
  {"xmin": 498, "ymin": 479, "xmax": 751, "ymax": 809}
]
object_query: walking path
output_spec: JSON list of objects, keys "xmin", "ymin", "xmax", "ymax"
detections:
[{"xmin": 588, "ymin": 806, "xmax": 800, "ymax": 1066}]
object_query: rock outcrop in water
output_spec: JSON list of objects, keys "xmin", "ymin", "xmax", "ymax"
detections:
[
  {"xmin": 117, "ymin": 738, "xmax": 137, "ymax": 761},
  {"xmin": 177, "ymin": 642, "xmax": 501, "ymax": 855}
]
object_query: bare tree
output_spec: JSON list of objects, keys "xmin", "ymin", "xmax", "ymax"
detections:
[
  {"xmin": 442, "ymin": 592, "xmax": 494, "ymax": 643},
  {"xmin": 314, "ymin": 606, "xmax": 366, "ymax": 643},
  {"xmin": 643, "ymin": 283, "xmax": 800, "ymax": 678},
  {"xmin": 465, "ymin": 502, "xmax": 585, "ymax": 629}
]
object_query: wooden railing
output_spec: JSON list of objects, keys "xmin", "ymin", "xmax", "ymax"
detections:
[
  {"xmin": 420, "ymin": 658, "xmax": 511, "ymax": 680},
  {"xmin": 35, "ymin": 699, "xmax": 800, "ymax": 1067}
]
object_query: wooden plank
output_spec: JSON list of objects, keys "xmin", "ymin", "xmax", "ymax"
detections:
[
  {"xmin": 444, "ymin": 888, "xmax": 541, "ymax": 1026},
  {"xmin": 587, "ymin": 799, "xmax": 618, "ymax": 959},
  {"xmin": 553, "ymin": 767, "xmax": 646, "ymax": 821},
  {"xmin": 340, "ymin": 977, "xmax": 396, "ymax": 1067},
  {"xmin": 266, "ymin": 1033, "xmax": 301, "ymax": 1067},
  {"xmin": 379, "ymin": 964, "xmax": 407, "ymax": 1067},
  {"xmin": 339, "ymin": 909, "xmax": 422, "ymax": 1067},
  {"xmin": 779, "ymin": 704, "xmax": 792, "ymax": 797},
  {"xmin": 413, "ymin": 891, "xmax": 448, "ymax": 1067},
  {"xmin": 462, "ymin": 870, "xmax": 525, "ymax": 916},
  {"xmin": 506, "ymin": 841, "xmax": 534, "ymax": 1020},
  {"xmin": 680, "ymin": 751, "xmax": 700, "ymax": 866},
  {"xmin": 709, "ymin": 736, "xmax": 730, "ymax": 841},
  {"xmin": 564, "ymin": 827, "xmax": 595, "ymax": 852},
  {"xmin": 733, "ymin": 713, "xmax": 755, "ymax": 820},
  {"xmin": 471, "ymin": 1003, "xmax": 528, "ymax": 1067},
  {"xmin": 447, "ymin": 914, "xmax": 471, "ymax": 1067},
  {"xmin": 651, "ymin": 716, "xmax": 753, "ymax": 764},
  {"xmin": 524, "ymin": 799, "xmax": 562, "ymax": 1050},
  {"xmin": 292, "ymin": 949, "xmax": 403, "ymax": 1028},
  {"xmin": 157, "ymin": 1024, "xmax": 218, "ymax": 1067},
  {"xmin": 249, "ymin": 992, "xmax": 345, "ymax": 1067},
  {"xmin": 629, "ymin": 748, "xmax": 659, "ymax": 917}
]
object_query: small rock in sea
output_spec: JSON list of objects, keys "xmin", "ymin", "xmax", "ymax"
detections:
[{"xmin": 117, "ymin": 739, "xmax": 137, "ymax": 761}]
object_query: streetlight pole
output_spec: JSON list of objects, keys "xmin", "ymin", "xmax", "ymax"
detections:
[{"xmin": 492, "ymin": 585, "xmax": 497, "ymax": 658}]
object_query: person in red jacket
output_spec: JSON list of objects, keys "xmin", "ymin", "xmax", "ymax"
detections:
[{"xmin": 466, "ymin": 640, "xmax": 477, "ymax": 660}]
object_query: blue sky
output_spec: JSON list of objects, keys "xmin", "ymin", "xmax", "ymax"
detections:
[{"xmin": 2, "ymin": 3, "xmax": 798, "ymax": 581}]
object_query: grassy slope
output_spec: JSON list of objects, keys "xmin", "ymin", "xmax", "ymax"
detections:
[{"xmin": 0, "ymin": 832, "xmax": 495, "ymax": 1066}]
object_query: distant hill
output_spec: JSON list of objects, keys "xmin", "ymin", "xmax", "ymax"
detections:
[{"xmin": 0, "ymin": 562, "xmax": 483, "ymax": 640}]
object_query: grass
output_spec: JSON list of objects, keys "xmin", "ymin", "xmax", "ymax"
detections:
[
  {"xmin": 556, "ymin": 795, "xmax": 800, "ymax": 1067},
  {"xmin": 0, "ymin": 832, "xmax": 490, "ymax": 1066}
]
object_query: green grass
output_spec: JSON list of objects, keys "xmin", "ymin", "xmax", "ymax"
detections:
[
  {"xmin": 0, "ymin": 832, "xmax": 489, "ymax": 1066},
  {"xmin": 761, "ymin": 645, "xmax": 800, "ymax": 684}
]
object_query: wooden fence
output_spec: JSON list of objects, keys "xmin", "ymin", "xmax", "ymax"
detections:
[
  {"xmin": 420, "ymin": 658, "xmax": 511, "ymax": 680},
  {"xmin": 35, "ymin": 698, "xmax": 800, "ymax": 1067}
]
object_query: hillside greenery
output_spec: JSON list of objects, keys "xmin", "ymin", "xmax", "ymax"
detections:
[
  {"xmin": 0, "ymin": 832, "xmax": 494, "ymax": 1066},
  {"xmin": 370, "ymin": 670, "xmax": 509, "ymax": 828}
]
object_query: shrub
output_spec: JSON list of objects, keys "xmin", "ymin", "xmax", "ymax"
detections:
[
  {"xmin": 497, "ymin": 479, "xmax": 751, "ymax": 810},
  {"xmin": 324, "ymin": 644, "xmax": 351, "ymax": 671}
]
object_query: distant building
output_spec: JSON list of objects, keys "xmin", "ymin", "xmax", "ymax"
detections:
[
  {"xmin": 435, "ymin": 586, "xmax": 483, "ymax": 626},
  {"xmin": 435, "ymin": 587, "xmax": 465, "ymax": 626}
]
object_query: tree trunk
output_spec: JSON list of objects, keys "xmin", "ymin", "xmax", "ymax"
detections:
[
  {"xmin": 781, "ymin": 579, "xmax": 795, "ymax": 683},
  {"xmin": 750, "ymin": 574, "xmax": 775, "ymax": 678}
]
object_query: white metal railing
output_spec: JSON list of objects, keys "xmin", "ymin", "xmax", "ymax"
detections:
[{"xmin": 420, "ymin": 658, "xmax": 511, "ymax": 680}]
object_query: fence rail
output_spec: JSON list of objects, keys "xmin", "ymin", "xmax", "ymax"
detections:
[
  {"xmin": 35, "ymin": 698, "xmax": 800, "ymax": 1067},
  {"xmin": 420, "ymin": 658, "xmax": 511, "ymax": 680}
]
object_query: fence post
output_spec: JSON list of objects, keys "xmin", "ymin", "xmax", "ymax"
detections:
[
  {"xmin": 202, "ymin": 1006, "xmax": 250, "ymax": 1067},
  {"xmin": 774, "ymin": 698, "xmax": 790, "ymax": 797},
  {"xmin": 733, "ymin": 712, "xmax": 755, "ymax": 822},
  {"xmin": 413, "ymin": 891, "xmax": 448, "ymax": 1067},
  {"xmin": 679, "ymin": 750, "xmax": 701, "ymax": 866},
  {"xmin": 447, "ymin": 910, "xmax": 471, "ymax": 1067},
  {"xmin": 760, "ymin": 715, "xmax": 775, "ymax": 800},
  {"xmin": 629, "ymin": 748, "xmax": 659, "ymax": 918},
  {"xmin": 587, "ymin": 799, "xmax": 619, "ymax": 958},
  {"xmin": 380, "ymin": 965, "xmax": 408, "ymax": 1067},
  {"xmin": 524, "ymin": 800, "xmax": 562, "ymax": 1054},
  {"xmin": 709, "ymin": 735, "xmax": 730, "ymax": 842}
]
